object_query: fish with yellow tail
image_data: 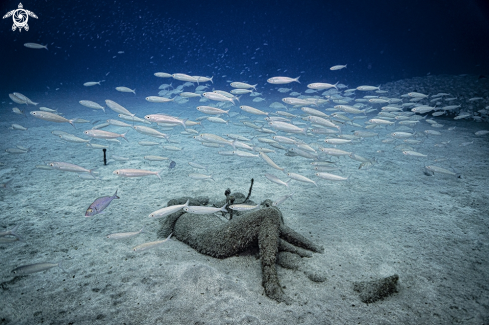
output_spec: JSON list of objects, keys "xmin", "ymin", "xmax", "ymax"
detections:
[
  {"xmin": 133, "ymin": 233, "xmax": 172, "ymax": 252},
  {"xmin": 113, "ymin": 168, "xmax": 164, "ymax": 180}
]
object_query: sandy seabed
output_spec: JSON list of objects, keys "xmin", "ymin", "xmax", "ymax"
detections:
[{"xmin": 0, "ymin": 76, "xmax": 488, "ymax": 324}]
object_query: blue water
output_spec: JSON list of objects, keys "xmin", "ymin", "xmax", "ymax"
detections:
[{"xmin": 1, "ymin": 1, "xmax": 489, "ymax": 324}]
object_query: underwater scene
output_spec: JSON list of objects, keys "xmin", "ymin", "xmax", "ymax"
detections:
[{"xmin": 1, "ymin": 0, "xmax": 489, "ymax": 324}]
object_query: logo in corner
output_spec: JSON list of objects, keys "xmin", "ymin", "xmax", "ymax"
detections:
[{"xmin": 3, "ymin": 3, "xmax": 38, "ymax": 32}]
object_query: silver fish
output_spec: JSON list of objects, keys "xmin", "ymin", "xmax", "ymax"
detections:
[
  {"xmin": 113, "ymin": 169, "xmax": 163, "ymax": 179},
  {"xmin": 267, "ymin": 76, "xmax": 300, "ymax": 84},
  {"xmin": 425, "ymin": 165, "xmax": 458, "ymax": 177},
  {"xmin": 287, "ymin": 172, "xmax": 317, "ymax": 187},
  {"xmin": 229, "ymin": 204, "xmax": 260, "ymax": 211},
  {"xmin": 149, "ymin": 200, "xmax": 189, "ymax": 218},
  {"xmin": 79, "ymin": 100, "xmax": 105, "ymax": 112},
  {"xmin": 105, "ymin": 99, "xmax": 134, "ymax": 116},
  {"xmin": 84, "ymin": 129, "xmax": 128, "ymax": 142},
  {"xmin": 183, "ymin": 204, "xmax": 227, "ymax": 214},
  {"xmin": 145, "ymin": 96, "xmax": 174, "ymax": 103},
  {"xmin": 107, "ymin": 228, "xmax": 144, "ymax": 239},
  {"xmin": 133, "ymin": 233, "xmax": 172, "ymax": 252},
  {"xmin": 265, "ymin": 173, "xmax": 290, "ymax": 188},
  {"xmin": 11, "ymin": 262, "xmax": 68, "ymax": 275},
  {"xmin": 84, "ymin": 81, "xmax": 104, "ymax": 86},
  {"xmin": 202, "ymin": 92, "xmax": 235, "ymax": 105},
  {"xmin": 30, "ymin": 111, "xmax": 76, "ymax": 127},
  {"xmin": 172, "ymin": 73, "xmax": 198, "ymax": 82},
  {"xmin": 272, "ymin": 193, "xmax": 294, "ymax": 206},
  {"xmin": 115, "ymin": 87, "xmax": 136, "ymax": 94}
]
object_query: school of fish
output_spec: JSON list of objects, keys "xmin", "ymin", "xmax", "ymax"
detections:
[{"xmin": 2, "ymin": 67, "xmax": 489, "ymax": 274}]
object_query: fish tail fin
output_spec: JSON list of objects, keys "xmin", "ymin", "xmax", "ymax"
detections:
[
  {"xmin": 69, "ymin": 118, "xmax": 78, "ymax": 129},
  {"xmin": 165, "ymin": 132, "xmax": 172, "ymax": 143},
  {"xmin": 14, "ymin": 232, "xmax": 24, "ymax": 242},
  {"xmin": 220, "ymin": 203, "xmax": 228, "ymax": 212},
  {"xmin": 9, "ymin": 224, "xmax": 23, "ymax": 241},
  {"xmin": 8, "ymin": 224, "xmax": 20, "ymax": 235},
  {"xmin": 121, "ymin": 131, "xmax": 129, "ymax": 142},
  {"xmin": 295, "ymin": 76, "xmax": 301, "ymax": 84},
  {"xmin": 89, "ymin": 168, "xmax": 98, "ymax": 177},
  {"xmin": 181, "ymin": 118, "xmax": 188, "ymax": 130},
  {"xmin": 157, "ymin": 170, "xmax": 164, "ymax": 180},
  {"xmin": 113, "ymin": 189, "xmax": 120, "ymax": 199},
  {"xmin": 184, "ymin": 200, "xmax": 189, "ymax": 208},
  {"xmin": 57, "ymin": 261, "xmax": 70, "ymax": 275},
  {"xmin": 3, "ymin": 178, "xmax": 13, "ymax": 190}
]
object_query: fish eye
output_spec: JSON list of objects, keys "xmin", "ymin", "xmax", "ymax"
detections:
[{"xmin": 87, "ymin": 209, "xmax": 92, "ymax": 213}]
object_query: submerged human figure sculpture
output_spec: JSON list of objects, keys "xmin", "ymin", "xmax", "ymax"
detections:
[{"xmin": 158, "ymin": 196, "xmax": 324, "ymax": 304}]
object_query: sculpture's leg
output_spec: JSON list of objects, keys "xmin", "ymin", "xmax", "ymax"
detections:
[
  {"xmin": 259, "ymin": 209, "xmax": 292, "ymax": 304},
  {"xmin": 279, "ymin": 239, "xmax": 313, "ymax": 257},
  {"xmin": 280, "ymin": 224, "xmax": 324, "ymax": 253}
]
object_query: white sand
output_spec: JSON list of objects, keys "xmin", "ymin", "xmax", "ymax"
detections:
[{"xmin": 0, "ymin": 75, "xmax": 488, "ymax": 324}]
